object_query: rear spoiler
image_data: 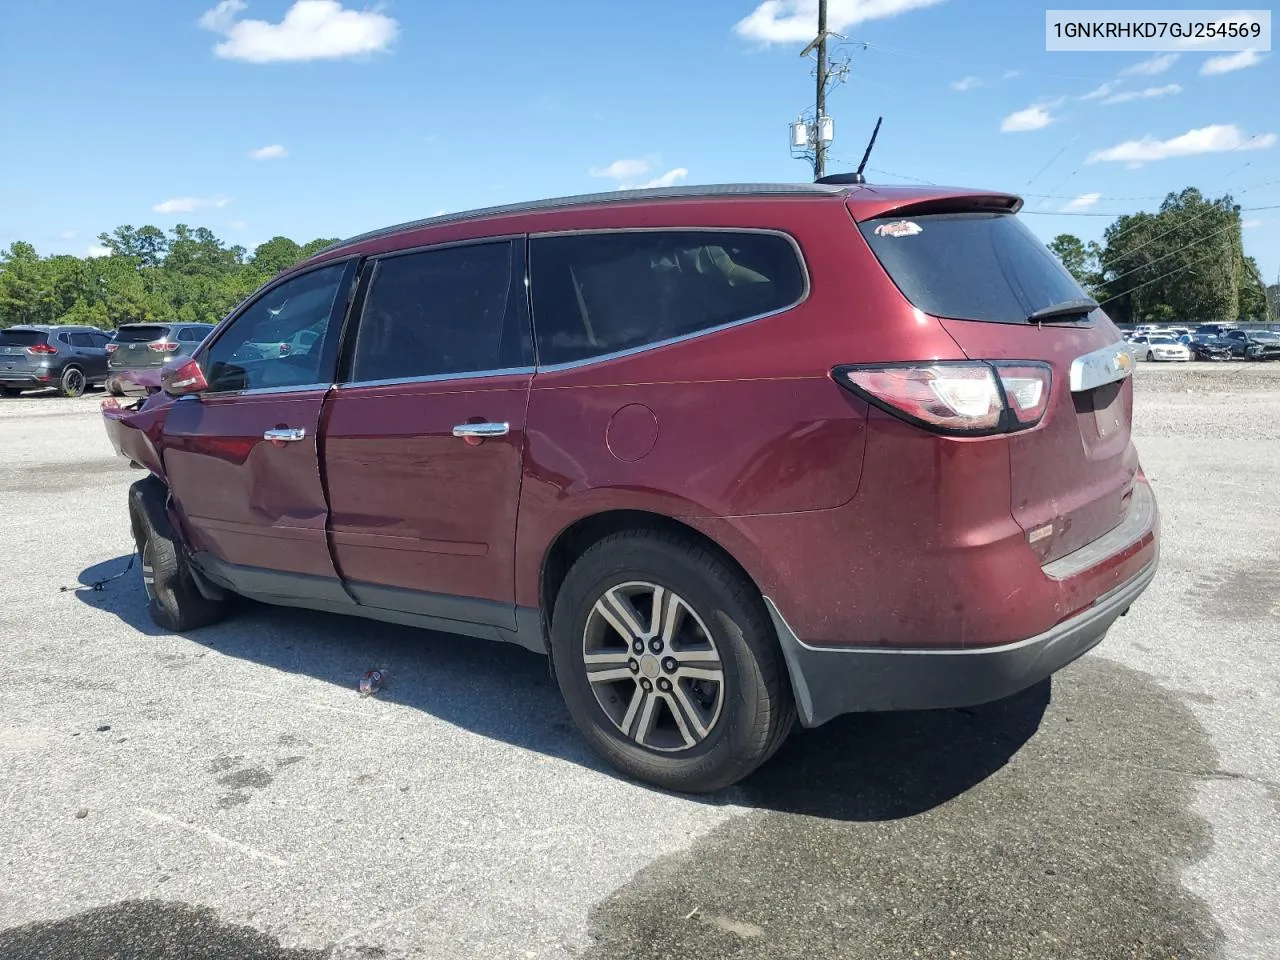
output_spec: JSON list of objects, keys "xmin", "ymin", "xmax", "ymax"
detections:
[{"xmin": 847, "ymin": 191, "xmax": 1023, "ymax": 222}]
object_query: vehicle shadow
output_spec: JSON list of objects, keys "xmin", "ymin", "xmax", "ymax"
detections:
[{"xmin": 76, "ymin": 554, "xmax": 1049, "ymax": 823}]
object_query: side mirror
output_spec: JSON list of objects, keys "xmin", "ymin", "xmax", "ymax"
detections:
[{"xmin": 161, "ymin": 356, "xmax": 209, "ymax": 396}]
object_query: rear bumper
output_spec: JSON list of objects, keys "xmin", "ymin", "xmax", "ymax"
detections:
[
  {"xmin": 0, "ymin": 371, "xmax": 53, "ymax": 386},
  {"xmin": 770, "ymin": 555, "xmax": 1157, "ymax": 727}
]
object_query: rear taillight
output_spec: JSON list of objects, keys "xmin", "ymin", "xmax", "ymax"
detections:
[
  {"xmin": 105, "ymin": 343, "xmax": 118, "ymax": 353},
  {"xmin": 835, "ymin": 361, "xmax": 1052, "ymax": 436},
  {"xmin": 148, "ymin": 341, "xmax": 181, "ymax": 352},
  {"xmin": 26, "ymin": 343, "xmax": 58, "ymax": 355}
]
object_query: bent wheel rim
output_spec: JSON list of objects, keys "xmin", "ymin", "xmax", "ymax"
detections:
[{"xmin": 582, "ymin": 580, "xmax": 725, "ymax": 753}]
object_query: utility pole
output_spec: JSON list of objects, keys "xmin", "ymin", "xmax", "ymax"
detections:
[
  {"xmin": 814, "ymin": 0, "xmax": 829, "ymax": 180},
  {"xmin": 789, "ymin": 0, "xmax": 850, "ymax": 180}
]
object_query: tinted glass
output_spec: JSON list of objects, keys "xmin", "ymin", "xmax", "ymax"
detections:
[
  {"xmin": 1252, "ymin": 331, "xmax": 1280, "ymax": 342},
  {"xmin": 0, "ymin": 330, "xmax": 47, "ymax": 346},
  {"xmin": 530, "ymin": 231, "xmax": 805, "ymax": 365},
  {"xmin": 115, "ymin": 325, "xmax": 171, "ymax": 343},
  {"xmin": 178, "ymin": 327, "xmax": 203, "ymax": 342},
  {"xmin": 204, "ymin": 264, "xmax": 347, "ymax": 393},
  {"xmin": 859, "ymin": 212, "xmax": 1088, "ymax": 324},
  {"xmin": 69, "ymin": 332, "xmax": 95, "ymax": 347},
  {"xmin": 350, "ymin": 241, "xmax": 525, "ymax": 382},
  {"xmin": 91, "ymin": 333, "xmax": 112, "ymax": 347}
]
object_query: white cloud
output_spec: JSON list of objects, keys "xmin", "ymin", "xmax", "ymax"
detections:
[
  {"xmin": 248, "ymin": 143, "xmax": 287, "ymax": 160},
  {"xmin": 1101, "ymin": 83, "xmax": 1182, "ymax": 105},
  {"xmin": 1063, "ymin": 193, "xmax": 1101, "ymax": 212},
  {"xmin": 152, "ymin": 196, "xmax": 231, "ymax": 214},
  {"xmin": 230, "ymin": 220, "xmax": 249, "ymax": 229},
  {"xmin": 1201, "ymin": 48, "xmax": 1266, "ymax": 75},
  {"xmin": 199, "ymin": 0, "xmax": 398, "ymax": 63},
  {"xmin": 86, "ymin": 245, "xmax": 112, "ymax": 259},
  {"xmin": 589, "ymin": 158, "xmax": 654, "ymax": 181},
  {"xmin": 734, "ymin": 0, "xmax": 946, "ymax": 44},
  {"xmin": 1241, "ymin": 218, "xmax": 1264, "ymax": 229},
  {"xmin": 60, "ymin": 229, "xmax": 77, "ymax": 240},
  {"xmin": 433, "ymin": 209, "xmax": 447, "ymax": 216},
  {"xmin": 1080, "ymin": 80, "xmax": 1122, "ymax": 100},
  {"xmin": 951, "ymin": 75, "xmax": 981, "ymax": 91},
  {"xmin": 1001, "ymin": 104, "xmax": 1056, "ymax": 132},
  {"xmin": 1087, "ymin": 124, "xmax": 1277, "ymax": 166},
  {"xmin": 1002, "ymin": 69, "xmax": 1022, "ymax": 80},
  {"xmin": 1122, "ymin": 53, "xmax": 1179, "ymax": 76},
  {"xmin": 628, "ymin": 168, "xmax": 690, "ymax": 190}
]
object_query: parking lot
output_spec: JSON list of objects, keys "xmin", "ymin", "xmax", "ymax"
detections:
[{"xmin": 1, "ymin": 363, "xmax": 1277, "ymax": 959}]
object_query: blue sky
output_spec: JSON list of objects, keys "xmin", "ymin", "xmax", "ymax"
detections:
[{"xmin": 1, "ymin": 0, "xmax": 1276, "ymax": 282}]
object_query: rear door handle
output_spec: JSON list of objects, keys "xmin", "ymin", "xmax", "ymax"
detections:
[
  {"xmin": 263, "ymin": 427, "xmax": 306, "ymax": 442},
  {"xmin": 452, "ymin": 422, "xmax": 509, "ymax": 438}
]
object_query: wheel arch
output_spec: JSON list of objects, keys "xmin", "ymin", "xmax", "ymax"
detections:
[{"xmin": 538, "ymin": 509, "xmax": 767, "ymax": 635}]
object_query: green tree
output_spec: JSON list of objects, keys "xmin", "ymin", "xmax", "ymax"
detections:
[{"xmin": 1047, "ymin": 234, "xmax": 1103, "ymax": 295}]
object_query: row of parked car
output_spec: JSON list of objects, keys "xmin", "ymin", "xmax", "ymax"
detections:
[
  {"xmin": 0, "ymin": 322, "xmax": 217, "ymax": 397},
  {"xmin": 1124, "ymin": 323, "xmax": 1280, "ymax": 362}
]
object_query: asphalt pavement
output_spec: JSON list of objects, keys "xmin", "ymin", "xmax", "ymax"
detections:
[{"xmin": 0, "ymin": 362, "xmax": 1276, "ymax": 959}]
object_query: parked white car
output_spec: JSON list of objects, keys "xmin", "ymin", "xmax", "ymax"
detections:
[{"xmin": 1130, "ymin": 335, "xmax": 1192, "ymax": 362}]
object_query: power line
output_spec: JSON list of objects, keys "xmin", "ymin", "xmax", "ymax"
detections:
[
  {"xmin": 1097, "ymin": 246, "xmax": 1224, "ymax": 308},
  {"xmin": 1104, "ymin": 221, "xmax": 1238, "ymax": 286}
]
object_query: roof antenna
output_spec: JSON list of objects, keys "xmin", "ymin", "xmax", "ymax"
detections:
[
  {"xmin": 854, "ymin": 116, "xmax": 882, "ymax": 184},
  {"xmin": 815, "ymin": 116, "xmax": 882, "ymax": 186}
]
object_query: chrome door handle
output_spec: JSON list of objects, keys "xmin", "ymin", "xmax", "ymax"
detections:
[
  {"xmin": 452, "ymin": 422, "xmax": 509, "ymax": 438},
  {"xmin": 263, "ymin": 427, "xmax": 306, "ymax": 442}
]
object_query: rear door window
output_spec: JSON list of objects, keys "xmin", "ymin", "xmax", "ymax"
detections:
[
  {"xmin": 859, "ymin": 212, "xmax": 1089, "ymax": 324},
  {"xmin": 69, "ymin": 332, "xmax": 96, "ymax": 347},
  {"xmin": 115, "ymin": 325, "xmax": 171, "ymax": 343},
  {"xmin": 529, "ymin": 230, "xmax": 806, "ymax": 365},
  {"xmin": 348, "ymin": 240, "xmax": 528, "ymax": 382}
]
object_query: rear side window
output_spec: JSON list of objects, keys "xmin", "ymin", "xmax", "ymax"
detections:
[
  {"xmin": 69, "ymin": 332, "xmax": 96, "ymax": 347},
  {"xmin": 0, "ymin": 330, "xmax": 47, "ymax": 346},
  {"xmin": 350, "ymin": 240, "xmax": 528, "ymax": 382},
  {"xmin": 115, "ymin": 325, "xmax": 171, "ymax": 343},
  {"xmin": 178, "ymin": 327, "xmax": 205, "ymax": 342},
  {"xmin": 530, "ymin": 230, "xmax": 806, "ymax": 365},
  {"xmin": 859, "ymin": 212, "xmax": 1088, "ymax": 324}
]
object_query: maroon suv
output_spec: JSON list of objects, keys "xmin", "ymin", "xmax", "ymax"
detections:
[{"xmin": 102, "ymin": 182, "xmax": 1158, "ymax": 792}]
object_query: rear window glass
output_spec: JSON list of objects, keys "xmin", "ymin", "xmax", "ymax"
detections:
[
  {"xmin": 859, "ymin": 212, "xmax": 1089, "ymax": 324},
  {"xmin": 530, "ymin": 231, "xmax": 806, "ymax": 365},
  {"xmin": 0, "ymin": 330, "xmax": 48, "ymax": 346},
  {"xmin": 115, "ymin": 325, "xmax": 170, "ymax": 343}
]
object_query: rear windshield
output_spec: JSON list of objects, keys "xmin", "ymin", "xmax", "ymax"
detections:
[
  {"xmin": 0, "ymin": 330, "xmax": 48, "ymax": 346},
  {"xmin": 859, "ymin": 212, "xmax": 1089, "ymax": 324},
  {"xmin": 114, "ymin": 325, "xmax": 171, "ymax": 343}
]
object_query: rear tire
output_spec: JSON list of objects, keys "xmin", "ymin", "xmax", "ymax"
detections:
[
  {"xmin": 1145, "ymin": 351, "xmax": 1155, "ymax": 362},
  {"xmin": 59, "ymin": 366, "xmax": 86, "ymax": 398},
  {"xmin": 128, "ymin": 476, "xmax": 230, "ymax": 632},
  {"xmin": 549, "ymin": 530, "xmax": 794, "ymax": 793}
]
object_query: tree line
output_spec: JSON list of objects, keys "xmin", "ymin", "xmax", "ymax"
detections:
[
  {"xmin": 0, "ymin": 226, "xmax": 337, "ymax": 330},
  {"xmin": 1047, "ymin": 187, "xmax": 1273, "ymax": 325}
]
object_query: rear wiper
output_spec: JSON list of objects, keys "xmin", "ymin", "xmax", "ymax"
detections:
[{"xmin": 1027, "ymin": 298, "xmax": 1099, "ymax": 323}]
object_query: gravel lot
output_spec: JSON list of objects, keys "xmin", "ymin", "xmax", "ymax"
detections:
[{"xmin": 1, "ymin": 363, "xmax": 1277, "ymax": 959}]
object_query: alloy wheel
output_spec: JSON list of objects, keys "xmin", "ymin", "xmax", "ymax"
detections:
[{"xmin": 582, "ymin": 581, "xmax": 724, "ymax": 752}]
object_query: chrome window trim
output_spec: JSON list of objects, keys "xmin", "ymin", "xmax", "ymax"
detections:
[
  {"xmin": 200, "ymin": 382, "xmax": 333, "ymax": 400},
  {"xmin": 527, "ymin": 226, "xmax": 810, "ymax": 373},
  {"xmin": 335, "ymin": 367, "xmax": 535, "ymax": 391}
]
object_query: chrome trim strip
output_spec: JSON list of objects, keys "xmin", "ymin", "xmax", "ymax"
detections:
[
  {"xmin": 336, "ymin": 367, "xmax": 534, "ymax": 390},
  {"xmin": 1069, "ymin": 341, "xmax": 1134, "ymax": 392},
  {"xmin": 529, "ymin": 227, "xmax": 810, "ymax": 373},
  {"xmin": 205, "ymin": 382, "xmax": 331, "ymax": 399}
]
